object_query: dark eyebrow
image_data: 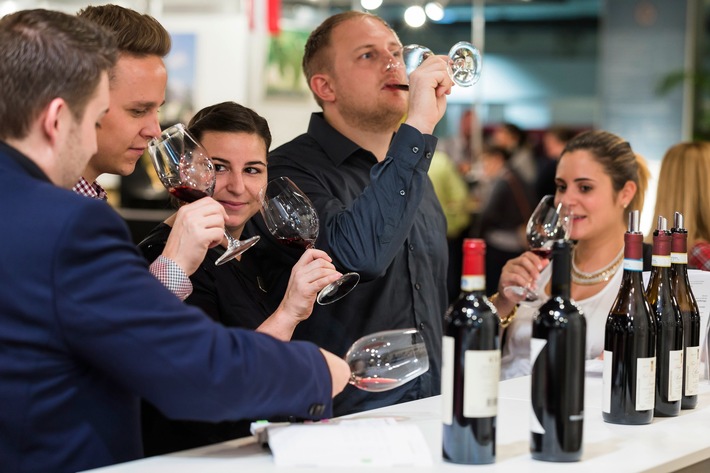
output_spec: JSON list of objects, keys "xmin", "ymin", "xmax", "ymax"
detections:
[
  {"xmin": 211, "ymin": 157, "xmax": 267, "ymax": 167},
  {"xmin": 555, "ymin": 177, "xmax": 595, "ymax": 183}
]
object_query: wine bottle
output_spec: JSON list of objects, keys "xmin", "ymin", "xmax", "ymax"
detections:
[
  {"xmin": 602, "ymin": 210, "xmax": 656, "ymax": 425},
  {"xmin": 530, "ymin": 240, "xmax": 585, "ymax": 462},
  {"xmin": 442, "ymin": 239, "xmax": 500, "ymax": 465},
  {"xmin": 646, "ymin": 216, "xmax": 683, "ymax": 417},
  {"xmin": 671, "ymin": 212, "xmax": 701, "ymax": 410}
]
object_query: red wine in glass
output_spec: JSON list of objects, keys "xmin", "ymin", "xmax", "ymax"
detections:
[
  {"xmin": 148, "ymin": 123, "xmax": 260, "ymax": 265},
  {"xmin": 531, "ymin": 248, "xmax": 553, "ymax": 260},
  {"xmin": 276, "ymin": 236, "xmax": 312, "ymax": 251},
  {"xmin": 503, "ymin": 195, "xmax": 572, "ymax": 303},
  {"xmin": 260, "ymin": 176, "xmax": 359, "ymax": 305},
  {"xmin": 345, "ymin": 329, "xmax": 429, "ymax": 393},
  {"xmin": 168, "ymin": 186, "xmax": 210, "ymax": 203}
]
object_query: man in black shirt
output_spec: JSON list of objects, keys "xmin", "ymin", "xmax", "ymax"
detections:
[{"xmin": 248, "ymin": 11, "xmax": 454, "ymax": 415}]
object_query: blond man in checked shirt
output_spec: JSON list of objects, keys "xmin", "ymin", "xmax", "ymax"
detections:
[{"xmin": 72, "ymin": 5, "xmax": 224, "ymax": 300}]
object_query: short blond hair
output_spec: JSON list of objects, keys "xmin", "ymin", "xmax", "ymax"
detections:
[{"xmin": 302, "ymin": 11, "xmax": 397, "ymax": 108}]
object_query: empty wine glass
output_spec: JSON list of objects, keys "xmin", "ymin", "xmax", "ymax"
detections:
[
  {"xmin": 260, "ymin": 176, "xmax": 359, "ymax": 305},
  {"xmin": 345, "ymin": 328, "xmax": 429, "ymax": 392},
  {"xmin": 503, "ymin": 195, "xmax": 573, "ymax": 303},
  {"xmin": 401, "ymin": 41, "xmax": 482, "ymax": 87},
  {"xmin": 148, "ymin": 124, "xmax": 260, "ymax": 265}
]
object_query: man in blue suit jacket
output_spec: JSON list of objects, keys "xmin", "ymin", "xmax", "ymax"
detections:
[{"xmin": 0, "ymin": 10, "xmax": 349, "ymax": 473}]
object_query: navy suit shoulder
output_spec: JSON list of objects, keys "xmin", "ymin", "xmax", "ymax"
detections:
[{"xmin": 0, "ymin": 145, "xmax": 334, "ymax": 473}]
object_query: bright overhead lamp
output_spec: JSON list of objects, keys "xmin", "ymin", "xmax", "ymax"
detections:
[
  {"xmin": 404, "ymin": 5, "xmax": 426, "ymax": 28},
  {"xmin": 360, "ymin": 0, "xmax": 383, "ymax": 10},
  {"xmin": 425, "ymin": 2, "xmax": 445, "ymax": 21}
]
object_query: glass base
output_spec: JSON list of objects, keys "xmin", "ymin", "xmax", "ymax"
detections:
[
  {"xmin": 503, "ymin": 284, "xmax": 539, "ymax": 303},
  {"xmin": 215, "ymin": 235, "xmax": 260, "ymax": 266},
  {"xmin": 317, "ymin": 272, "xmax": 360, "ymax": 305}
]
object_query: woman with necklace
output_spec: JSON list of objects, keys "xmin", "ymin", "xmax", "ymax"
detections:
[{"xmin": 491, "ymin": 130, "xmax": 651, "ymax": 380}]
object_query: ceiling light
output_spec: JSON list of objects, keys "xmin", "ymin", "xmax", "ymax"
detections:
[
  {"xmin": 361, "ymin": 0, "xmax": 383, "ymax": 10},
  {"xmin": 425, "ymin": 2, "xmax": 445, "ymax": 22},
  {"xmin": 404, "ymin": 5, "xmax": 426, "ymax": 28}
]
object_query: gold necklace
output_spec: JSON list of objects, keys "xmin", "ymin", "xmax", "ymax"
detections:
[{"xmin": 571, "ymin": 247, "xmax": 624, "ymax": 286}]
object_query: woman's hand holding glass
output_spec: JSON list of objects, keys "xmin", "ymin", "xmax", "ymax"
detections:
[
  {"xmin": 272, "ymin": 249, "xmax": 343, "ymax": 327},
  {"xmin": 501, "ymin": 194, "xmax": 573, "ymax": 303},
  {"xmin": 148, "ymin": 124, "xmax": 259, "ymax": 265},
  {"xmin": 260, "ymin": 176, "xmax": 360, "ymax": 305}
]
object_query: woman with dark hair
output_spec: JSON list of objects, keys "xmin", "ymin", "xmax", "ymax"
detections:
[
  {"xmin": 491, "ymin": 130, "xmax": 651, "ymax": 379},
  {"xmin": 138, "ymin": 102, "xmax": 341, "ymax": 454}
]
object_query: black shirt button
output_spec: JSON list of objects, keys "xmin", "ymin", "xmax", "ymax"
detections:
[
  {"xmin": 415, "ymin": 283, "xmax": 421, "ymax": 290},
  {"xmin": 308, "ymin": 403, "xmax": 325, "ymax": 417},
  {"xmin": 419, "ymin": 321, "xmax": 427, "ymax": 330},
  {"xmin": 425, "ymin": 152, "xmax": 432, "ymax": 159},
  {"xmin": 412, "ymin": 146, "xmax": 419, "ymax": 153},
  {"xmin": 409, "ymin": 244, "xmax": 415, "ymax": 251}
]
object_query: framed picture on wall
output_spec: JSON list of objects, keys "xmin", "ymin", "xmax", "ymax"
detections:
[{"xmin": 265, "ymin": 29, "xmax": 310, "ymax": 99}]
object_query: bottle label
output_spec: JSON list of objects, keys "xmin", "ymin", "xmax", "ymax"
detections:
[
  {"xmin": 670, "ymin": 252, "xmax": 688, "ymax": 264},
  {"xmin": 530, "ymin": 338, "xmax": 546, "ymax": 434},
  {"xmin": 441, "ymin": 336, "xmax": 454, "ymax": 425},
  {"xmin": 464, "ymin": 350, "xmax": 500, "ymax": 418},
  {"xmin": 685, "ymin": 346, "xmax": 700, "ymax": 396},
  {"xmin": 636, "ymin": 357, "xmax": 656, "ymax": 411},
  {"xmin": 651, "ymin": 255, "xmax": 671, "ymax": 267},
  {"xmin": 461, "ymin": 275, "xmax": 485, "ymax": 292},
  {"xmin": 602, "ymin": 350, "xmax": 612, "ymax": 413},
  {"xmin": 667, "ymin": 350, "xmax": 684, "ymax": 401},
  {"xmin": 622, "ymin": 258, "xmax": 643, "ymax": 272}
]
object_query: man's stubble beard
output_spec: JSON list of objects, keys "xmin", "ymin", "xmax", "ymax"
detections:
[{"xmin": 337, "ymin": 89, "xmax": 406, "ymax": 134}]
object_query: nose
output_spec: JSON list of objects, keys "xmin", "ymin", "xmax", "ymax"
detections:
[
  {"xmin": 142, "ymin": 113, "xmax": 162, "ymax": 141},
  {"xmin": 226, "ymin": 172, "xmax": 246, "ymax": 195}
]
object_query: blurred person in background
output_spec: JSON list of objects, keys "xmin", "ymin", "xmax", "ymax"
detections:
[
  {"xmin": 429, "ymin": 149, "xmax": 472, "ymax": 303},
  {"xmin": 535, "ymin": 126, "xmax": 579, "ymax": 200},
  {"xmin": 650, "ymin": 141, "xmax": 710, "ymax": 270},
  {"xmin": 490, "ymin": 121, "xmax": 537, "ymax": 186},
  {"xmin": 475, "ymin": 145, "xmax": 534, "ymax": 295}
]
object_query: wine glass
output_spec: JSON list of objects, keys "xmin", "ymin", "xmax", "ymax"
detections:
[
  {"xmin": 401, "ymin": 41, "xmax": 482, "ymax": 87},
  {"xmin": 503, "ymin": 194, "xmax": 573, "ymax": 303},
  {"xmin": 260, "ymin": 176, "xmax": 359, "ymax": 305},
  {"xmin": 148, "ymin": 124, "xmax": 260, "ymax": 266},
  {"xmin": 345, "ymin": 328, "xmax": 429, "ymax": 392}
]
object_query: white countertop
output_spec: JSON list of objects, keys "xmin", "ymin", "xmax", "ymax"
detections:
[{"xmin": 83, "ymin": 374, "xmax": 710, "ymax": 472}]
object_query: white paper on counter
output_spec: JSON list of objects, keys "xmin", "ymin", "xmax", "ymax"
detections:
[{"xmin": 266, "ymin": 417, "xmax": 432, "ymax": 467}]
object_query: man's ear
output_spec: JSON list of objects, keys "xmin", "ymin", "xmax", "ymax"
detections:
[
  {"xmin": 310, "ymin": 73, "xmax": 335, "ymax": 104},
  {"xmin": 41, "ymin": 98, "xmax": 67, "ymax": 147}
]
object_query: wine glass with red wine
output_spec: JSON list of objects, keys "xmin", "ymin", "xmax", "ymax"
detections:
[
  {"xmin": 503, "ymin": 194, "xmax": 573, "ymax": 303},
  {"xmin": 259, "ymin": 176, "xmax": 359, "ymax": 305},
  {"xmin": 345, "ymin": 328, "xmax": 429, "ymax": 392},
  {"xmin": 148, "ymin": 124, "xmax": 260, "ymax": 265}
]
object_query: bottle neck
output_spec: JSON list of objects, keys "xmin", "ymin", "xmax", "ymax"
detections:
[
  {"xmin": 550, "ymin": 242, "xmax": 571, "ymax": 299},
  {"xmin": 671, "ymin": 230, "xmax": 688, "ymax": 268},
  {"xmin": 461, "ymin": 240, "xmax": 486, "ymax": 294},
  {"xmin": 622, "ymin": 231, "xmax": 644, "ymax": 278},
  {"xmin": 651, "ymin": 230, "xmax": 671, "ymax": 276}
]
